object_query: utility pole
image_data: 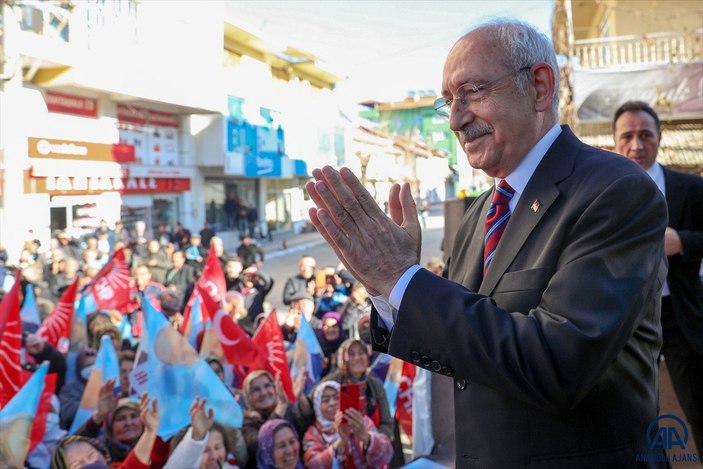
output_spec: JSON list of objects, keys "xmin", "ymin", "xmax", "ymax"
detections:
[{"xmin": 552, "ymin": 0, "xmax": 578, "ymax": 133}]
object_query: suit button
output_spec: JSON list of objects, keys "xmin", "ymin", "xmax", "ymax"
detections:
[
  {"xmin": 431, "ymin": 360, "xmax": 442, "ymax": 372},
  {"xmin": 421, "ymin": 355, "xmax": 431, "ymax": 367},
  {"xmin": 456, "ymin": 379, "xmax": 467, "ymax": 390},
  {"xmin": 410, "ymin": 351, "xmax": 421, "ymax": 363},
  {"xmin": 441, "ymin": 366, "xmax": 454, "ymax": 376}
]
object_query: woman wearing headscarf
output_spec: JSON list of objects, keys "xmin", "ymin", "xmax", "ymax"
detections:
[
  {"xmin": 302, "ymin": 381, "xmax": 393, "ymax": 469},
  {"xmin": 256, "ymin": 418, "xmax": 303, "ymax": 469},
  {"xmin": 75, "ymin": 381, "xmax": 169, "ymax": 467},
  {"xmin": 241, "ymin": 370, "xmax": 305, "ymax": 469},
  {"xmin": 325, "ymin": 339, "xmax": 394, "ymax": 439},
  {"xmin": 50, "ymin": 435, "xmax": 112, "ymax": 469},
  {"xmin": 315, "ymin": 312, "xmax": 347, "ymax": 376}
]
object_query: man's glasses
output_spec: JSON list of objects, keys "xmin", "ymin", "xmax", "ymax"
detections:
[{"xmin": 433, "ymin": 66, "xmax": 532, "ymax": 119}]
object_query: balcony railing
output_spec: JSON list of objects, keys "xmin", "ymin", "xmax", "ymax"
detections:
[{"xmin": 574, "ymin": 29, "xmax": 703, "ymax": 69}]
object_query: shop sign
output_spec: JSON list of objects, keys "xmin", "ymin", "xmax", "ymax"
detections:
[
  {"xmin": 121, "ymin": 177, "xmax": 190, "ymax": 194},
  {"xmin": 24, "ymin": 171, "xmax": 191, "ymax": 195},
  {"xmin": 226, "ymin": 120, "xmax": 283, "ymax": 178},
  {"xmin": 117, "ymin": 104, "xmax": 180, "ymax": 128},
  {"xmin": 28, "ymin": 137, "xmax": 135, "ymax": 163},
  {"xmin": 45, "ymin": 91, "xmax": 98, "ymax": 118}
]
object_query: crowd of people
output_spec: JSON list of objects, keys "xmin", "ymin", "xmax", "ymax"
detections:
[{"xmin": 0, "ymin": 220, "xmax": 405, "ymax": 469}]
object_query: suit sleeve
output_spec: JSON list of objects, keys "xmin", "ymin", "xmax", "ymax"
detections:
[
  {"xmin": 381, "ymin": 172, "xmax": 667, "ymax": 413},
  {"xmin": 677, "ymin": 175, "xmax": 703, "ymax": 263}
]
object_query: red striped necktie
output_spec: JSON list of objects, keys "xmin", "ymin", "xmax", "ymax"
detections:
[{"xmin": 484, "ymin": 180, "xmax": 515, "ymax": 274}]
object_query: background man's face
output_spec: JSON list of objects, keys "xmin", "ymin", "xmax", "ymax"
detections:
[{"xmin": 613, "ymin": 110, "xmax": 661, "ymax": 170}]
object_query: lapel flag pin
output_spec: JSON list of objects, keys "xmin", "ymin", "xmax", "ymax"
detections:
[{"xmin": 531, "ymin": 200, "xmax": 541, "ymax": 212}]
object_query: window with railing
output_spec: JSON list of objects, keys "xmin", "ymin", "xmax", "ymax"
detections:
[
  {"xmin": 85, "ymin": 0, "xmax": 139, "ymax": 50},
  {"xmin": 574, "ymin": 29, "xmax": 703, "ymax": 68}
]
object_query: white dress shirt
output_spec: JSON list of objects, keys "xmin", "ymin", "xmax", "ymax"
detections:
[
  {"xmin": 371, "ymin": 124, "xmax": 563, "ymax": 330},
  {"xmin": 645, "ymin": 162, "xmax": 670, "ymax": 296}
]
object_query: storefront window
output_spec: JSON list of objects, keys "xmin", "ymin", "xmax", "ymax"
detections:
[
  {"xmin": 152, "ymin": 198, "xmax": 177, "ymax": 232},
  {"xmin": 204, "ymin": 179, "xmax": 256, "ymax": 231},
  {"xmin": 121, "ymin": 206, "xmax": 150, "ymax": 235}
]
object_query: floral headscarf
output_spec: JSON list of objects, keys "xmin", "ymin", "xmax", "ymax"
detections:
[{"xmin": 256, "ymin": 418, "xmax": 303, "ymax": 469}]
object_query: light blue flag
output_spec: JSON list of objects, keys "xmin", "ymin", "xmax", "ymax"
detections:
[
  {"xmin": 118, "ymin": 314, "xmax": 135, "ymax": 348},
  {"xmin": 187, "ymin": 295, "xmax": 204, "ymax": 349},
  {"xmin": 66, "ymin": 293, "xmax": 101, "ymax": 382},
  {"xmin": 291, "ymin": 315, "xmax": 324, "ymax": 394},
  {"xmin": 383, "ymin": 358, "xmax": 405, "ymax": 418},
  {"xmin": 69, "ymin": 335, "xmax": 120, "ymax": 434},
  {"xmin": 20, "ymin": 284, "xmax": 41, "ymax": 332},
  {"xmin": 0, "ymin": 361, "xmax": 49, "ymax": 467},
  {"xmin": 140, "ymin": 298, "xmax": 242, "ymax": 439}
]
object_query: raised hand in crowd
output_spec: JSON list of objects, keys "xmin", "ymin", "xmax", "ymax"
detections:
[
  {"xmin": 190, "ymin": 396, "xmax": 215, "ymax": 441},
  {"xmin": 273, "ymin": 374, "xmax": 290, "ymax": 417},
  {"xmin": 339, "ymin": 408, "xmax": 370, "ymax": 447},
  {"xmin": 93, "ymin": 378, "xmax": 118, "ymax": 426},
  {"xmin": 133, "ymin": 393, "xmax": 160, "ymax": 465}
]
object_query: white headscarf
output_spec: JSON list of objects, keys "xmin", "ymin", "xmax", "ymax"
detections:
[{"xmin": 313, "ymin": 381, "xmax": 341, "ymax": 444}]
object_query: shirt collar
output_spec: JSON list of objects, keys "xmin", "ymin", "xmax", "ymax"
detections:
[{"xmin": 503, "ymin": 124, "xmax": 562, "ymax": 196}]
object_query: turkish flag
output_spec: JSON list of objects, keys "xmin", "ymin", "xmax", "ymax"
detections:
[
  {"xmin": 253, "ymin": 311, "xmax": 295, "ymax": 402},
  {"xmin": 197, "ymin": 248, "xmax": 226, "ymax": 303},
  {"xmin": 37, "ymin": 278, "xmax": 78, "ymax": 354},
  {"xmin": 91, "ymin": 248, "xmax": 130, "ymax": 311},
  {"xmin": 395, "ymin": 362, "xmax": 416, "ymax": 438},
  {"xmin": 0, "ymin": 279, "xmax": 22, "ymax": 406},
  {"xmin": 23, "ymin": 371, "xmax": 57, "ymax": 452},
  {"xmin": 197, "ymin": 285, "xmax": 266, "ymax": 372}
]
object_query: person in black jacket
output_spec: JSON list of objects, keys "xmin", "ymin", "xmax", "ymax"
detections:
[
  {"xmin": 24, "ymin": 333, "xmax": 67, "ymax": 394},
  {"xmin": 164, "ymin": 250, "xmax": 196, "ymax": 299},
  {"xmin": 236, "ymin": 234, "xmax": 264, "ymax": 269},
  {"xmin": 613, "ymin": 100, "xmax": 703, "ymax": 452},
  {"xmin": 282, "ymin": 255, "xmax": 316, "ymax": 306}
]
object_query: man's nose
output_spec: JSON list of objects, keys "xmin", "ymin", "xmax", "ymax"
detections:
[
  {"xmin": 630, "ymin": 136, "xmax": 643, "ymax": 151},
  {"xmin": 449, "ymin": 105, "xmax": 476, "ymax": 132}
]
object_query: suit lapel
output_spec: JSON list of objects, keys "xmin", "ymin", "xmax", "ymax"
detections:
[
  {"xmin": 663, "ymin": 167, "xmax": 684, "ymax": 227},
  {"xmin": 479, "ymin": 126, "xmax": 578, "ymax": 296}
]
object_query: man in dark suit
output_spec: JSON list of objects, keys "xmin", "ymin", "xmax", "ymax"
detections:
[
  {"xmin": 613, "ymin": 100, "xmax": 703, "ymax": 453},
  {"xmin": 306, "ymin": 20, "xmax": 669, "ymax": 467}
]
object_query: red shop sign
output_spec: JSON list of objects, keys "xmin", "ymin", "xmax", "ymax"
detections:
[
  {"xmin": 121, "ymin": 177, "xmax": 190, "ymax": 194},
  {"xmin": 45, "ymin": 91, "xmax": 98, "ymax": 117}
]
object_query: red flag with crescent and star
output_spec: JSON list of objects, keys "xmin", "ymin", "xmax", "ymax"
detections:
[
  {"xmin": 197, "ymin": 248, "xmax": 227, "ymax": 303},
  {"xmin": 37, "ymin": 278, "xmax": 79, "ymax": 354},
  {"xmin": 197, "ymin": 285, "xmax": 267, "ymax": 373},
  {"xmin": 90, "ymin": 248, "xmax": 130, "ymax": 311},
  {"xmin": 253, "ymin": 311, "xmax": 295, "ymax": 401}
]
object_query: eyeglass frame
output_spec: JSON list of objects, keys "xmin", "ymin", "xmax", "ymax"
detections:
[{"xmin": 433, "ymin": 66, "xmax": 533, "ymax": 119}]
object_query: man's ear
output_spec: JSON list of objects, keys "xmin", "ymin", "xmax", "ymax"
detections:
[{"xmin": 531, "ymin": 62, "xmax": 555, "ymax": 113}]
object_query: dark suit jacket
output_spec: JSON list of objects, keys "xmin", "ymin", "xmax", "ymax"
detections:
[
  {"xmin": 372, "ymin": 127, "xmax": 669, "ymax": 468},
  {"xmin": 164, "ymin": 264, "xmax": 196, "ymax": 295},
  {"xmin": 663, "ymin": 167, "xmax": 703, "ymax": 354}
]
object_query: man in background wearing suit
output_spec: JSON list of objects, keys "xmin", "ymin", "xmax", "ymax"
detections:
[
  {"xmin": 613, "ymin": 100, "xmax": 703, "ymax": 453},
  {"xmin": 306, "ymin": 19, "xmax": 669, "ymax": 467}
]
